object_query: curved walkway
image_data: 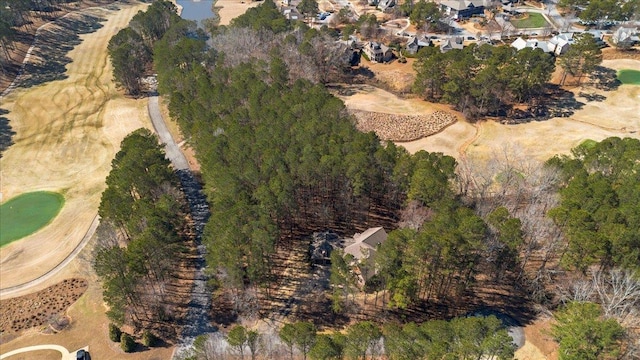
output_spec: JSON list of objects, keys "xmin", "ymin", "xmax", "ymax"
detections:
[
  {"xmin": 0, "ymin": 344, "xmax": 70, "ymax": 359},
  {"xmin": 0, "ymin": 215, "xmax": 99, "ymax": 298}
]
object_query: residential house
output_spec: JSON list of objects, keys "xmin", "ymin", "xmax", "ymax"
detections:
[
  {"xmin": 343, "ymin": 227, "xmax": 388, "ymax": 283},
  {"xmin": 363, "ymin": 41, "xmax": 393, "ymax": 63},
  {"xmin": 510, "ymin": 37, "xmax": 551, "ymax": 53},
  {"xmin": 282, "ymin": 7, "xmax": 302, "ymax": 21},
  {"xmin": 440, "ymin": 0, "xmax": 486, "ymax": 20},
  {"xmin": 440, "ymin": 36, "xmax": 464, "ymax": 53},
  {"xmin": 612, "ymin": 26, "xmax": 639, "ymax": 48},
  {"xmin": 378, "ymin": 0, "xmax": 396, "ymax": 11},
  {"xmin": 310, "ymin": 231, "xmax": 340, "ymax": 265},
  {"xmin": 547, "ymin": 32, "xmax": 573, "ymax": 55},
  {"xmin": 406, "ymin": 35, "xmax": 432, "ymax": 55}
]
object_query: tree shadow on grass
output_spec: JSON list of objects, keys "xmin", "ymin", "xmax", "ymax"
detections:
[
  {"xmin": 16, "ymin": 13, "xmax": 107, "ymax": 89},
  {"xmin": 591, "ymin": 65, "xmax": 622, "ymax": 91},
  {"xmin": 0, "ymin": 108, "xmax": 15, "ymax": 158}
]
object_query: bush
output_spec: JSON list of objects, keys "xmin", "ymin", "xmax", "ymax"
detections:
[
  {"xmin": 121, "ymin": 332, "xmax": 136, "ymax": 353},
  {"xmin": 109, "ymin": 323, "xmax": 122, "ymax": 342},
  {"xmin": 142, "ymin": 330, "xmax": 159, "ymax": 347}
]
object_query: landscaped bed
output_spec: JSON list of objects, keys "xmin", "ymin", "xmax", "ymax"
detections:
[
  {"xmin": 511, "ymin": 12, "xmax": 548, "ymax": 29},
  {"xmin": 0, "ymin": 191, "xmax": 64, "ymax": 246},
  {"xmin": 617, "ymin": 69, "xmax": 640, "ymax": 85}
]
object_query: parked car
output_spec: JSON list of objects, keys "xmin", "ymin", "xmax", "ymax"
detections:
[{"xmin": 76, "ymin": 350, "xmax": 89, "ymax": 360}]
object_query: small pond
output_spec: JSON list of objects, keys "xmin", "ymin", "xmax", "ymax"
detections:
[{"xmin": 176, "ymin": 0, "xmax": 217, "ymax": 26}]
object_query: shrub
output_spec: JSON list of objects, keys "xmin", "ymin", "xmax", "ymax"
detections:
[
  {"xmin": 121, "ymin": 332, "xmax": 136, "ymax": 353},
  {"xmin": 142, "ymin": 330, "xmax": 159, "ymax": 347},
  {"xmin": 109, "ymin": 323, "xmax": 122, "ymax": 342}
]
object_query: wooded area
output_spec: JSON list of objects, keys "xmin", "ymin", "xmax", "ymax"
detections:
[
  {"xmin": 97, "ymin": 1, "xmax": 640, "ymax": 358},
  {"xmin": 95, "ymin": 128, "xmax": 190, "ymax": 337}
]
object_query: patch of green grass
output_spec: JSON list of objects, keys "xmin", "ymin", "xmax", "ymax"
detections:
[
  {"xmin": 510, "ymin": 12, "xmax": 548, "ymax": 29},
  {"xmin": 0, "ymin": 191, "xmax": 64, "ymax": 247},
  {"xmin": 579, "ymin": 139, "xmax": 598, "ymax": 149},
  {"xmin": 617, "ymin": 69, "xmax": 640, "ymax": 85}
]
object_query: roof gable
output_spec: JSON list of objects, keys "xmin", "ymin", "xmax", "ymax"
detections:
[{"xmin": 356, "ymin": 227, "xmax": 387, "ymax": 247}]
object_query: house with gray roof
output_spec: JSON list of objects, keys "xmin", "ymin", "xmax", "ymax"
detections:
[
  {"xmin": 440, "ymin": 0, "xmax": 486, "ymax": 19},
  {"xmin": 547, "ymin": 33, "xmax": 574, "ymax": 55},
  {"xmin": 440, "ymin": 36, "xmax": 464, "ymax": 53},
  {"xmin": 363, "ymin": 41, "xmax": 393, "ymax": 63},
  {"xmin": 406, "ymin": 35, "xmax": 432, "ymax": 54},
  {"xmin": 344, "ymin": 227, "xmax": 388, "ymax": 283}
]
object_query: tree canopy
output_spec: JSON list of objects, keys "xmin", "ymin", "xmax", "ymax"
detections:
[
  {"xmin": 413, "ymin": 44, "xmax": 555, "ymax": 119},
  {"xmin": 547, "ymin": 137, "xmax": 640, "ymax": 272},
  {"xmin": 95, "ymin": 128, "xmax": 187, "ymax": 334},
  {"xmin": 552, "ymin": 301, "xmax": 625, "ymax": 360}
]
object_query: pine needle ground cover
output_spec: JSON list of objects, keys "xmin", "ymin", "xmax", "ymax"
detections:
[
  {"xmin": 0, "ymin": 191, "xmax": 64, "ymax": 246},
  {"xmin": 617, "ymin": 69, "xmax": 640, "ymax": 85}
]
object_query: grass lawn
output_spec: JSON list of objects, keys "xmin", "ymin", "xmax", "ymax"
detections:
[
  {"xmin": 511, "ymin": 12, "xmax": 548, "ymax": 29},
  {"xmin": 0, "ymin": 191, "xmax": 64, "ymax": 246},
  {"xmin": 617, "ymin": 69, "xmax": 640, "ymax": 85}
]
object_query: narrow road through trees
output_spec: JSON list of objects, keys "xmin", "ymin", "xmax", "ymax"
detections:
[{"xmin": 147, "ymin": 93, "xmax": 213, "ymax": 359}]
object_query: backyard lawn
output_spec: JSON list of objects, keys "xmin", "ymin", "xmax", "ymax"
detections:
[{"xmin": 511, "ymin": 12, "xmax": 548, "ymax": 29}]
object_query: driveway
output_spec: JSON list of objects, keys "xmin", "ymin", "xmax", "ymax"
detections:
[{"xmin": 0, "ymin": 345, "xmax": 87, "ymax": 360}]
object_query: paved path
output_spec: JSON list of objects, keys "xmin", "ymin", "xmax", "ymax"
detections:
[
  {"xmin": 0, "ymin": 215, "xmax": 99, "ymax": 298},
  {"xmin": 147, "ymin": 92, "xmax": 213, "ymax": 359},
  {"xmin": 0, "ymin": 344, "xmax": 76, "ymax": 359},
  {"xmin": 148, "ymin": 95, "xmax": 190, "ymax": 170}
]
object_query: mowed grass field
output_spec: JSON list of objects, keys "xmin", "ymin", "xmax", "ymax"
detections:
[
  {"xmin": 0, "ymin": 2, "xmax": 151, "ymax": 288},
  {"xmin": 618, "ymin": 69, "xmax": 640, "ymax": 85},
  {"xmin": 511, "ymin": 12, "xmax": 548, "ymax": 29},
  {"xmin": 0, "ymin": 191, "xmax": 64, "ymax": 246}
]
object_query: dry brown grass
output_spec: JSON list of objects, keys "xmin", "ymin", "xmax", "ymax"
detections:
[
  {"xmin": 216, "ymin": 0, "xmax": 261, "ymax": 26},
  {"xmin": 0, "ymin": 2, "xmax": 152, "ymax": 288},
  {"xmin": 0, "ymin": 2, "xmax": 176, "ymax": 358},
  {"xmin": 342, "ymin": 59, "xmax": 640, "ymax": 162}
]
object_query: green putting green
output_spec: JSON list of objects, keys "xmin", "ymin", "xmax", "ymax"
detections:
[
  {"xmin": 0, "ymin": 191, "xmax": 64, "ymax": 247},
  {"xmin": 617, "ymin": 69, "xmax": 640, "ymax": 85}
]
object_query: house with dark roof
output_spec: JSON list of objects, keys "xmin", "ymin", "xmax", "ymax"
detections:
[
  {"xmin": 363, "ymin": 41, "xmax": 393, "ymax": 63},
  {"xmin": 343, "ymin": 227, "xmax": 388, "ymax": 283}
]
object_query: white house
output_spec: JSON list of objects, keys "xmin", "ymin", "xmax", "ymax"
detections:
[
  {"xmin": 511, "ymin": 37, "xmax": 551, "ymax": 53},
  {"xmin": 612, "ymin": 26, "xmax": 639, "ymax": 47},
  {"xmin": 547, "ymin": 32, "xmax": 574, "ymax": 55}
]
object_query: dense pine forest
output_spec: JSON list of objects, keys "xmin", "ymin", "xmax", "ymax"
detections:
[{"xmin": 95, "ymin": 1, "xmax": 640, "ymax": 358}]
